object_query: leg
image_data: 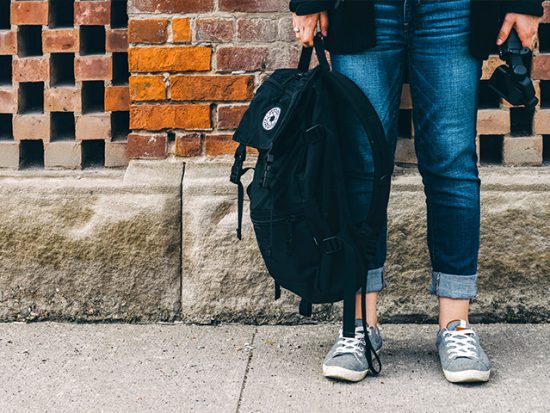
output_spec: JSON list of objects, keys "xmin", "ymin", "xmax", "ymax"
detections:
[
  {"xmin": 408, "ymin": 0, "xmax": 482, "ymax": 311},
  {"xmin": 321, "ymin": 0, "xmax": 406, "ymax": 382},
  {"xmin": 331, "ymin": 0, "xmax": 406, "ymax": 326},
  {"xmin": 409, "ymin": 0, "xmax": 490, "ymax": 383}
]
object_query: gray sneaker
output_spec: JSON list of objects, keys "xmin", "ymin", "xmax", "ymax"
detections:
[
  {"xmin": 436, "ymin": 320, "xmax": 491, "ymax": 383},
  {"xmin": 322, "ymin": 321, "xmax": 383, "ymax": 382}
]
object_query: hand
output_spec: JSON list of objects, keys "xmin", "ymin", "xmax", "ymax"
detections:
[
  {"xmin": 497, "ymin": 13, "xmax": 540, "ymax": 49},
  {"xmin": 292, "ymin": 11, "xmax": 329, "ymax": 47}
]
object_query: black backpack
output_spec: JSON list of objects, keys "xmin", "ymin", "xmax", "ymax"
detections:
[{"xmin": 230, "ymin": 36, "xmax": 394, "ymax": 374}]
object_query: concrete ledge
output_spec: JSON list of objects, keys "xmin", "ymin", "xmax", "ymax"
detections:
[
  {"xmin": 0, "ymin": 160, "xmax": 184, "ymax": 322},
  {"xmin": 1, "ymin": 158, "xmax": 548, "ymax": 323},
  {"xmin": 182, "ymin": 159, "xmax": 550, "ymax": 323}
]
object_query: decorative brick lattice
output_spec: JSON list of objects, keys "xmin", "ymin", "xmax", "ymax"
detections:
[{"xmin": 0, "ymin": 0, "xmax": 130, "ymax": 169}]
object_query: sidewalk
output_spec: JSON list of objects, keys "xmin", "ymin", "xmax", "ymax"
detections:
[{"xmin": 1, "ymin": 323, "xmax": 548, "ymax": 412}]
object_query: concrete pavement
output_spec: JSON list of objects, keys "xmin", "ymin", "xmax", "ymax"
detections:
[{"xmin": 1, "ymin": 322, "xmax": 548, "ymax": 412}]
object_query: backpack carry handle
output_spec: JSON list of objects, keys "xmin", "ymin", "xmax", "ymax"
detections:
[{"xmin": 298, "ymin": 33, "xmax": 330, "ymax": 72}]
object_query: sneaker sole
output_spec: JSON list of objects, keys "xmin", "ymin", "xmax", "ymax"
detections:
[
  {"xmin": 322, "ymin": 349, "xmax": 381, "ymax": 383},
  {"xmin": 443, "ymin": 369, "xmax": 491, "ymax": 383}
]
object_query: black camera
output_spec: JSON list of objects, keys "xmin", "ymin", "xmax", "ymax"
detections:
[{"xmin": 488, "ymin": 29, "xmax": 539, "ymax": 108}]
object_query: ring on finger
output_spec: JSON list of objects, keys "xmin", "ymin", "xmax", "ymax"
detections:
[{"xmin": 293, "ymin": 27, "xmax": 301, "ymax": 33}]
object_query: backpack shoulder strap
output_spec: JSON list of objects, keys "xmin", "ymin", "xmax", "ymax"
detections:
[{"xmin": 230, "ymin": 144, "xmax": 253, "ymax": 240}]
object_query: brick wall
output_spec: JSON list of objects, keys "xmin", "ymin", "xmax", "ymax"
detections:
[
  {"xmin": 127, "ymin": 0, "xmax": 550, "ymax": 167},
  {"xmin": 1, "ymin": 1, "xmax": 550, "ymax": 169}
]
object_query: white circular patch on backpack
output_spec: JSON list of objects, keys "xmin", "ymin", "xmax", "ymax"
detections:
[{"xmin": 262, "ymin": 107, "xmax": 282, "ymax": 131}]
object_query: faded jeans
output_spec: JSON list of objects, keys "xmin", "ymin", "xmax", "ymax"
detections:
[{"xmin": 332, "ymin": 0, "xmax": 482, "ymax": 299}]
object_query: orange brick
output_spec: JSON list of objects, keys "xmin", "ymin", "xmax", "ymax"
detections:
[
  {"xmin": 175, "ymin": 133, "xmax": 202, "ymax": 156},
  {"xmin": 170, "ymin": 75, "xmax": 254, "ymax": 101},
  {"xmin": 10, "ymin": 1, "xmax": 49, "ymax": 25},
  {"xmin": 129, "ymin": 19, "xmax": 168, "ymax": 44},
  {"xmin": 130, "ymin": 104, "xmax": 211, "ymax": 130},
  {"xmin": 204, "ymin": 133, "xmax": 238, "ymax": 156},
  {"xmin": 172, "ymin": 18, "xmax": 192, "ymax": 43},
  {"xmin": 105, "ymin": 86, "xmax": 130, "ymax": 112},
  {"xmin": 128, "ymin": 47, "xmax": 211, "ymax": 73},
  {"xmin": 129, "ymin": 75, "xmax": 166, "ymax": 101}
]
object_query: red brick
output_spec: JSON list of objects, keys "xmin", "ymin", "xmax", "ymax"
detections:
[
  {"xmin": 217, "ymin": 104, "xmax": 248, "ymax": 130},
  {"xmin": 216, "ymin": 47, "xmax": 268, "ymax": 71},
  {"xmin": 170, "ymin": 75, "xmax": 254, "ymax": 101},
  {"xmin": 74, "ymin": 1, "xmax": 111, "ymax": 26},
  {"xmin": 128, "ymin": 133, "xmax": 167, "ymax": 159},
  {"xmin": 129, "ymin": 19, "xmax": 168, "ymax": 44},
  {"xmin": 219, "ymin": 0, "xmax": 287, "ymax": 13},
  {"xmin": 129, "ymin": 47, "xmax": 211, "ymax": 72},
  {"xmin": 10, "ymin": 1, "xmax": 49, "ymax": 25},
  {"xmin": 12, "ymin": 57, "xmax": 50, "ymax": 82},
  {"xmin": 195, "ymin": 18, "xmax": 234, "ymax": 42},
  {"xmin": 45, "ymin": 87, "xmax": 81, "ymax": 112},
  {"xmin": 106, "ymin": 29, "xmax": 129, "ymax": 52},
  {"xmin": 0, "ymin": 89, "xmax": 18, "ymax": 114},
  {"xmin": 277, "ymin": 17, "xmax": 296, "ymax": 43},
  {"xmin": 237, "ymin": 18, "xmax": 277, "ymax": 42},
  {"xmin": 105, "ymin": 86, "xmax": 130, "ymax": 111},
  {"xmin": 13, "ymin": 115, "xmax": 50, "ymax": 141},
  {"xmin": 534, "ymin": 109, "xmax": 550, "ymax": 134},
  {"xmin": 533, "ymin": 55, "xmax": 550, "ymax": 80},
  {"xmin": 129, "ymin": 0, "xmax": 214, "ymax": 13},
  {"xmin": 75, "ymin": 56, "xmax": 112, "ymax": 81},
  {"xmin": 42, "ymin": 29, "xmax": 79, "ymax": 53},
  {"xmin": 129, "ymin": 75, "xmax": 166, "ymax": 101},
  {"xmin": 76, "ymin": 114, "xmax": 111, "ymax": 140},
  {"xmin": 175, "ymin": 133, "xmax": 201, "ymax": 157},
  {"xmin": 130, "ymin": 104, "xmax": 211, "ymax": 130},
  {"xmin": 204, "ymin": 133, "xmax": 238, "ymax": 156},
  {"xmin": 172, "ymin": 18, "xmax": 192, "ymax": 43},
  {"xmin": 0, "ymin": 31, "xmax": 17, "ymax": 55},
  {"xmin": 542, "ymin": 1, "xmax": 550, "ymax": 24}
]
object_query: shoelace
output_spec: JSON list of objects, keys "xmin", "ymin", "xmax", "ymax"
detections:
[
  {"xmin": 443, "ymin": 329, "xmax": 479, "ymax": 359},
  {"xmin": 333, "ymin": 328, "xmax": 367, "ymax": 358}
]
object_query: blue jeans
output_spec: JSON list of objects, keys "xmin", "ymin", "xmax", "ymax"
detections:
[{"xmin": 332, "ymin": 0, "xmax": 482, "ymax": 300}]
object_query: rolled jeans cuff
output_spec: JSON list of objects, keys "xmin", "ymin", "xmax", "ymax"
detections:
[
  {"xmin": 429, "ymin": 271, "xmax": 478, "ymax": 300},
  {"xmin": 356, "ymin": 266, "xmax": 385, "ymax": 294}
]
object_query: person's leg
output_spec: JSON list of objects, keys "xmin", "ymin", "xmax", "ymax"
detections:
[
  {"xmin": 331, "ymin": 0, "xmax": 406, "ymax": 328},
  {"xmin": 408, "ymin": 0, "xmax": 482, "ymax": 317},
  {"xmin": 320, "ymin": 0, "xmax": 405, "ymax": 383},
  {"xmin": 408, "ymin": 0, "xmax": 490, "ymax": 383}
]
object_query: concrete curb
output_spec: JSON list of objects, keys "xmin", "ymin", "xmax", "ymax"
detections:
[
  {"xmin": 0, "ymin": 160, "xmax": 184, "ymax": 322},
  {"xmin": 181, "ymin": 159, "xmax": 550, "ymax": 324}
]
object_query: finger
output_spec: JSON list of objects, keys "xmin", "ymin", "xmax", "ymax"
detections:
[
  {"xmin": 320, "ymin": 11, "xmax": 329, "ymax": 37},
  {"xmin": 301, "ymin": 25, "xmax": 315, "ymax": 47},
  {"xmin": 497, "ymin": 15, "xmax": 514, "ymax": 45}
]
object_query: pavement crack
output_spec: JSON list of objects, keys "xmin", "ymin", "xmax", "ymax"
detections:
[{"xmin": 236, "ymin": 327, "xmax": 257, "ymax": 413}]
